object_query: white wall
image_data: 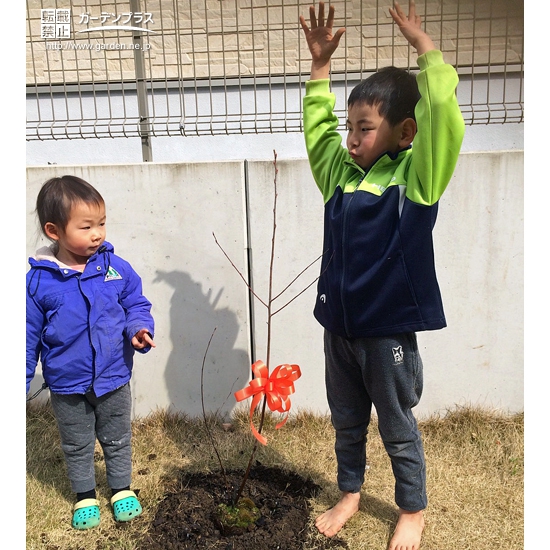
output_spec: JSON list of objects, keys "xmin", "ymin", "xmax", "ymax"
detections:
[
  {"xmin": 25, "ymin": 122, "xmax": 524, "ymax": 167},
  {"xmin": 26, "ymin": 151, "xmax": 524, "ymax": 419}
]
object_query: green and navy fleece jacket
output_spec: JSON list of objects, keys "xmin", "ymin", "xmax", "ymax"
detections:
[{"xmin": 303, "ymin": 49, "xmax": 465, "ymax": 339}]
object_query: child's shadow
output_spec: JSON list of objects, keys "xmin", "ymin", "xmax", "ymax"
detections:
[{"xmin": 153, "ymin": 269, "xmax": 251, "ymax": 419}]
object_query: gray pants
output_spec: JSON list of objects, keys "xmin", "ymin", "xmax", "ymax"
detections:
[
  {"xmin": 324, "ymin": 330, "xmax": 427, "ymax": 512},
  {"xmin": 50, "ymin": 383, "xmax": 133, "ymax": 494}
]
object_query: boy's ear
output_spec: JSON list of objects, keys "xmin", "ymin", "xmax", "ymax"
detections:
[
  {"xmin": 398, "ymin": 118, "xmax": 417, "ymax": 148},
  {"xmin": 44, "ymin": 222, "xmax": 60, "ymax": 241}
]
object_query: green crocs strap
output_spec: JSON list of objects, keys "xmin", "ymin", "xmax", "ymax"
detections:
[
  {"xmin": 110, "ymin": 490, "xmax": 137, "ymax": 506},
  {"xmin": 74, "ymin": 498, "xmax": 100, "ymax": 511}
]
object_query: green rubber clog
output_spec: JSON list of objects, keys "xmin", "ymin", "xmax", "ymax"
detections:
[
  {"xmin": 110, "ymin": 490, "xmax": 142, "ymax": 522},
  {"xmin": 72, "ymin": 498, "xmax": 100, "ymax": 530}
]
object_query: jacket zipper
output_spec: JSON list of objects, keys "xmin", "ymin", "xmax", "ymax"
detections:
[
  {"xmin": 78, "ymin": 275, "xmax": 96, "ymax": 392},
  {"xmin": 340, "ymin": 174, "xmax": 365, "ymax": 338}
]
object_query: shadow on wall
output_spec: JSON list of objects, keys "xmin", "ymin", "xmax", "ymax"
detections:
[{"xmin": 153, "ymin": 269, "xmax": 250, "ymax": 419}]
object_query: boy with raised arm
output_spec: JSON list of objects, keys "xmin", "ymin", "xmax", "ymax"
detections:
[{"xmin": 299, "ymin": 1, "xmax": 464, "ymax": 548}]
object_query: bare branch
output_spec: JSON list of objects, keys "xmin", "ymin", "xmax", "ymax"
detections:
[
  {"xmin": 271, "ymin": 275, "xmax": 320, "ymax": 316},
  {"xmin": 234, "ymin": 397, "xmax": 265, "ymax": 505},
  {"xmin": 200, "ymin": 327, "xmax": 228, "ymax": 482},
  {"xmin": 272, "ymin": 252, "xmax": 324, "ymax": 302},
  {"xmin": 235, "ymin": 149, "xmax": 278, "ymax": 505},
  {"xmin": 271, "ymin": 250, "xmax": 335, "ymax": 316},
  {"xmin": 265, "ymin": 150, "xmax": 279, "ymax": 369},
  {"xmin": 213, "ymin": 232, "xmax": 268, "ymax": 309}
]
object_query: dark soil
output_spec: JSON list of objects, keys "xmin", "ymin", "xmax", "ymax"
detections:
[{"xmin": 139, "ymin": 464, "xmax": 348, "ymax": 550}]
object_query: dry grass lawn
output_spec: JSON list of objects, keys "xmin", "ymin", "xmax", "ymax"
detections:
[{"xmin": 26, "ymin": 403, "xmax": 523, "ymax": 549}]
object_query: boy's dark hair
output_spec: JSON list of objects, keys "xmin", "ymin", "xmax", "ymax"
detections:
[
  {"xmin": 36, "ymin": 175, "xmax": 105, "ymax": 235},
  {"xmin": 347, "ymin": 66, "xmax": 421, "ymax": 126}
]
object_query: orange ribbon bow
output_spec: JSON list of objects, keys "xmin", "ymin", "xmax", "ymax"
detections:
[{"xmin": 234, "ymin": 360, "xmax": 301, "ymax": 445}]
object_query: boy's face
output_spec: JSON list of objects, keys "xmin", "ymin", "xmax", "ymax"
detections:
[
  {"xmin": 346, "ymin": 102, "xmax": 405, "ymax": 171},
  {"xmin": 48, "ymin": 201, "xmax": 106, "ymax": 265}
]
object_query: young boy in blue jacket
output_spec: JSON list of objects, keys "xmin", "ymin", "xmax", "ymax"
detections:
[
  {"xmin": 299, "ymin": 1, "xmax": 464, "ymax": 548},
  {"xmin": 26, "ymin": 175, "xmax": 156, "ymax": 530}
]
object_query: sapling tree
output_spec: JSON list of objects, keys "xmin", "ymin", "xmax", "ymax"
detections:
[{"xmin": 202, "ymin": 150, "xmax": 328, "ymax": 533}]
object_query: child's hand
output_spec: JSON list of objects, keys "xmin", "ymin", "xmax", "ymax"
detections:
[
  {"xmin": 300, "ymin": 1, "xmax": 345, "ymax": 79},
  {"xmin": 132, "ymin": 328, "xmax": 156, "ymax": 350},
  {"xmin": 389, "ymin": 0, "xmax": 435, "ymax": 56}
]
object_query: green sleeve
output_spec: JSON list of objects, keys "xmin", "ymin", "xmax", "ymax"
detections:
[
  {"xmin": 407, "ymin": 49, "xmax": 465, "ymax": 205},
  {"xmin": 303, "ymin": 79, "xmax": 352, "ymax": 204}
]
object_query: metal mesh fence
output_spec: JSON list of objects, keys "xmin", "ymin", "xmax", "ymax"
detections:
[{"xmin": 26, "ymin": 0, "xmax": 524, "ymax": 142}]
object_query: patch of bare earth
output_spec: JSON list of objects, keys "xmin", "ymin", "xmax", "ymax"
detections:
[{"xmin": 139, "ymin": 465, "xmax": 348, "ymax": 549}]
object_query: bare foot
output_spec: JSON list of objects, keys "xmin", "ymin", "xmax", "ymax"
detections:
[
  {"xmin": 315, "ymin": 491, "xmax": 360, "ymax": 537},
  {"xmin": 388, "ymin": 509, "xmax": 425, "ymax": 550}
]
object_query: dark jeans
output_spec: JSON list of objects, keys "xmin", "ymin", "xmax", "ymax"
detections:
[
  {"xmin": 324, "ymin": 330, "xmax": 427, "ymax": 511},
  {"xmin": 50, "ymin": 383, "xmax": 133, "ymax": 494}
]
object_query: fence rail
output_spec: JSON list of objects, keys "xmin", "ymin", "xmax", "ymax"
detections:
[{"xmin": 26, "ymin": 0, "xmax": 524, "ymax": 142}]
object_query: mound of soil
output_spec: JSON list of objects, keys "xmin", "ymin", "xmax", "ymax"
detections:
[{"xmin": 139, "ymin": 464, "xmax": 348, "ymax": 549}]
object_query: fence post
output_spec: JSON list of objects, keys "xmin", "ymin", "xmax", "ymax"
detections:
[{"xmin": 130, "ymin": 0, "xmax": 153, "ymax": 162}]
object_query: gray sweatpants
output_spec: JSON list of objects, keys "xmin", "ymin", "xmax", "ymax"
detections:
[
  {"xmin": 50, "ymin": 383, "xmax": 133, "ymax": 494},
  {"xmin": 324, "ymin": 330, "xmax": 427, "ymax": 512}
]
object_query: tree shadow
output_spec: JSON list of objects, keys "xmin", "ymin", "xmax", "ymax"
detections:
[{"xmin": 153, "ymin": 269, "xmax": 251, "ymax": 420}]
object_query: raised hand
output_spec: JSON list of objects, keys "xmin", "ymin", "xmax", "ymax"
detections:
[
  {"xmin": 389, "ymin": 0, "xmax": 435, "ymax": 55},
  {"xmin": 300, "ymin": 1, "xmax": 345, "ymax": 79}
]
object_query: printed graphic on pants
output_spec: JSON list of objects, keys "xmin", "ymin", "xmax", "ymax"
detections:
[{"xmin": 392, "ymin": 345, "xmax": 404, "ymax": 364}]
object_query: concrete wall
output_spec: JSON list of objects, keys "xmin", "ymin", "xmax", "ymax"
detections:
[{"xmin": 26, "ymin": 150, "xmax": 524, "ymax": 419}]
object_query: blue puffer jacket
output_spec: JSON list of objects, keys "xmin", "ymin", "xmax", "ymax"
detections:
[{"xmin": 26, "ymin": 241, "xmax": 154, "ymax": 397}]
